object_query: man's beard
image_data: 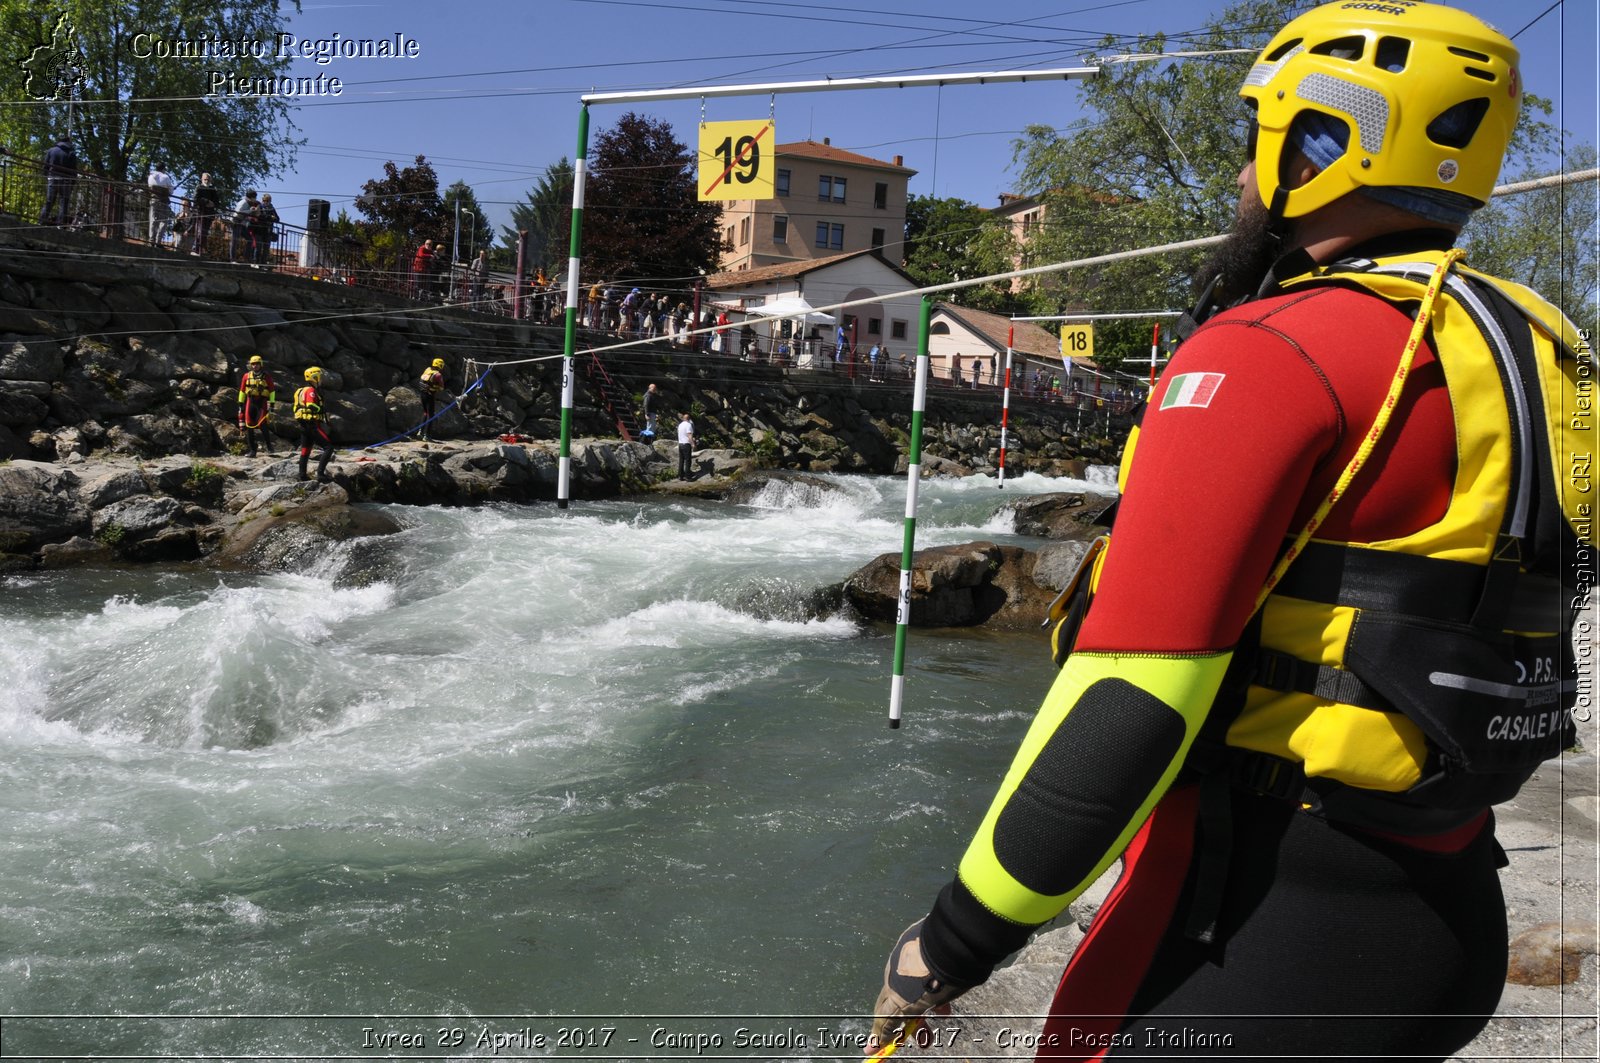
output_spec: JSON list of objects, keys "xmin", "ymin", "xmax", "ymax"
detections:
[{"xmin": 1193, "ymin": 192, "xmax": 1282, "ymax": 309}]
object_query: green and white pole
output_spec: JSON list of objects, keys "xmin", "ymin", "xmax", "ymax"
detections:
[
  {"xmin": 888, "ymin": 296, "xmax": 934, "ymax": 728},
  {"xmin": 557, "ymin": 105, "xmax": 591, "ymax": 510}
]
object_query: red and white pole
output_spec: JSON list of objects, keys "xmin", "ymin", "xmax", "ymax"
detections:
[{"xmin": 997, "ymin": 327, "xmax": 1014, "ymax": 489}]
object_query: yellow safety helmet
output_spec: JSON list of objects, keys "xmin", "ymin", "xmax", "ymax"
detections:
[
  {"xmin": 1239, "ymin": 0, "xmax": 1520, "ymax": 220},
  {"xmin": 431, "ymin": 358, "xmax": 445, "ymax": 370},
  {"xmin": 248, "ymin": 355, "xmax": 263, "ymax": 367},
  {"xmin": 304, "ymin": 366, "xmax": 322, "ymax": 384}
]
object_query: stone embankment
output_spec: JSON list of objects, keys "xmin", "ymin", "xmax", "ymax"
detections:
[{"xmin": 0, "ymin": 222, "xmax": 1123, "ymax": 480}]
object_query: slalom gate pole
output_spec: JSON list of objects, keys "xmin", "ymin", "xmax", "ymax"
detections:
[
  {"xmin": 557, "ymin": 105, "xmax": 591, "ymax": 510},
  {"xmin": 888, "ymin": 296, "xmax": 933, "ymax": 729},
  {"xmin": 997, "ymin": 326, "xmax": 1013, "ymax": 488},
  {"xmin": 1149, "ymin": 321, "xmax": 1161, "ymax": 390}
]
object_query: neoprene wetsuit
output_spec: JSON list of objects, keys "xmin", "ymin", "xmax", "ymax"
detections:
[{"xmin": 917, "ymin": 233, "xmax": 1585, "ymax": 1060}]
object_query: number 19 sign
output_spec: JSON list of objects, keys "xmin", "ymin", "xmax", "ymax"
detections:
[{"xmin": 698, "ymin": 120, "xmax": 774, "ymax": 201}]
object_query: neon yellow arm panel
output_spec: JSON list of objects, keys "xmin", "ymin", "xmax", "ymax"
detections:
[{"xmin": 955, "ymin": 649, "xmax": 1232, "ymax": 927}]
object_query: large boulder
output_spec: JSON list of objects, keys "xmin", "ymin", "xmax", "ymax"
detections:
[
  {"xmin": 0, "ymin": 461, "xmax": 90, "ymax": 555},
  {"xmin": 0, "ymin": 337, "xmax": 65, "ymax": 382},
  {"xmin": 1008, "ymin": 491, "xmax": 1116, "ymax": 540},
  {"xmin": 844, "ymin": 540, "xmax": 1057, "ymax": 629}
]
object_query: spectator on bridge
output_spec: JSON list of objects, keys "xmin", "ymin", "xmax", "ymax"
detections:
[
  {"xmin": 412, "ymin": 240, "xmax": 438, "ymax": 299},
  {"xmin": 37, "ymin": 135, "xmax": 76, "ymax": 226},
  {"xmin": 252, "ymin": 193, "xmax": 279, "ymax": 265},
  {"xmin": 147, "ymin": 161, "xmax": 175, "ymax": 247},
  {"xmin": 467, "ymin": 250, "xmax": 488, "ymax": 305},
  {"xmin": 191, "ymin": 173, "xmax": 221, "ymax": 258},
  {"xmin": 171, "ymin": 198, "xmax": 194, "ymax": 252},
  {"xmin": 231, "ymin": 189, "xmax": 260, "ymax": 261}
]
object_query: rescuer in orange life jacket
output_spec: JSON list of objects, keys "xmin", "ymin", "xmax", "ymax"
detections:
[
  {"xmin": 869, "ymin": 3, "xmax": 1592, "ymax": 1060},
  {"xmin": 293, "ymin": 366, "xmax": 335, "ymax": 483},
  {"xmin": 236, "ymin": 355, "xmax": 275, "ymax": 458}
]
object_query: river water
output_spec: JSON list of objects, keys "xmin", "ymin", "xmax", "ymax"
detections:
[{"xmin": 0, "ymin": 470, "xmax": 1113, "ymax": 1059}]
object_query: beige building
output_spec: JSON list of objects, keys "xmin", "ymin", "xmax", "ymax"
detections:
[
  {"xmin": 716, "ymin": 140, "xmax": 916, "ymax": 273},
  {"xmin": 992, "ymin": 192, "xmax": 1047, "ymax": 293},
  {"xmin": 928, "ymin": 303, "xmax": 1061, "ymax": 386}
]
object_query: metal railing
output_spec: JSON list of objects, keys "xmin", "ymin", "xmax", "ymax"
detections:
[{"xmin": 0, "ymin": 148, "xmax": 492, "ymax": 304}]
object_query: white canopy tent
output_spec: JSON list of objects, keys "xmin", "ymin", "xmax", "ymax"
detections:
[
  {"xmin": 742, "ymin": 295, "xmax": 837, "ymax": 326},
  {"xmin": 740, "ymin": 296, "xmax": 838, "ymax": 367}
]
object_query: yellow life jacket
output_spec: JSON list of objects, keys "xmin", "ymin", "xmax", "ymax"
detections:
[
  {"xmin": 293, "ymin": 385, "xmax": 323, "ymax": 422},
  {"xmin": 419, "ymin": 367, "xmax": 444, "ymax": 394},
  {"xmin": 1053, "ymin": 250, "xmax": 1593, "ymax": 821},
  {"xmin": 241, "ymin": 370, "xmax": 273, "ymax": 400}
]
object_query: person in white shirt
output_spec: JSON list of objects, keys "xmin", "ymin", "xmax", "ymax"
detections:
[
  {"xmin": 676, "ymin": 412, "xmax": 695, "ymax": 481},
  {"xmin": 147, "ymin": 161, "xmax": 175, "ymax": 247}
]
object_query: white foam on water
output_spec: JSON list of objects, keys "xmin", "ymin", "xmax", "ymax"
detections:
[{"xmin": 0, "ymin": 473, "xmax": 1072, "ymax": 1034}]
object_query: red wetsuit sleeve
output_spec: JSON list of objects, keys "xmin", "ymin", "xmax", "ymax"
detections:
[{"xmin": 1079, "ymin": 287, "xmax": 1454, "ymax": 655}]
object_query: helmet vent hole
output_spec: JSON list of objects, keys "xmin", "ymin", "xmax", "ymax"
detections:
[
  {"xmin": 1374, "ymin": 37, "xmax": 1410, "ymax": 73},
  {"xmin": 1266, "ymin": 37, "xmax": 1302, "ymax": 61},
  {"xmin": 1310, "ymin": 35, "xmax": 1364, "ymax": 61},
  {"xmin": 1447, "ymin": 45, "xmax": 1492, "ymax": 63},
  {"xmin": 1427, "ymin": 98, "xmax": 1490, "ymax": 149},
  {"xmin": 1463, "ymin": 67, "xmax": 1495, "ymax": 82}
]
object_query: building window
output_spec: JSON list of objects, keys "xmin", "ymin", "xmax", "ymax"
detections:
[
  {"xmin": 868, "ymin": 318, "xmax": 882, "ymax": 335},
  {"xmin": 871, "ymin": 227, "xmax": 885, "ymax": 250},
  {"xmin": 874, "ymin": 182, "xmax": 888, "ymax": 209},
  {"xmin": 776, "ymin": 169, "xmax": 790, "ymax": 197},
  {"xmin": 739, "ymin": 216, "xmax": 751, "ymax": 246},
  {"xmin": 818, "ymin": 175, "xmax": 846, "ymax": 203},
  {"xmin": 724, "ymin": 224, "xmax": 735, "ymax": 248},
  {"xmin": 815, "ymin": 221, "xmax": 843, "ymax": 250},
  {"xmin": 891, "ymin": 320, "xmax": 907, "ymax": 340},
  {"xmin": 773, "ymin": 215, "xmax": 788, "ymax": 241}
]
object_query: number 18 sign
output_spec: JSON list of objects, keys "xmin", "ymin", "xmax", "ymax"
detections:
[{"xmin": 698, "ymin": 120, "xmax": 774, "ymax": 201}]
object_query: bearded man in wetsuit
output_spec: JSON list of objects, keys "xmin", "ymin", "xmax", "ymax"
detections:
[{"xmin": 870, "ymin": 3, "xmax": 1591, "ymax": 1060}]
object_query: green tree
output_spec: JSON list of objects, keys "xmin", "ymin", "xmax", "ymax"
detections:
[
  {"xmin": 440, "ymin": 180, "xmax": 493, "ymax": 266},
  {"xmin": 354, "ymin": 154, "xmax": 448, "ymax": 246},
  {"xmin": 902, "ymin": 194, "xmax": 1024, "ymax": 314},
  {"xmin": 1009, "ymin": 0, "xmax": 1576, "ymax": 362},
  {"xmin": 584, "ymin": 112, "xmax": 724, "ymax": 285},
  {"xmin": 0, "ymin": 0, "xmax": 303, "ymax": 192},
  {"xmin": 1009, "ymin": 0, "xmax": 1308, "ymax": 320},
  {"xmin": 501, "ymin": 158, "xmax": 574, "ymax": 275},
  {"xmin": 1461, "ymin": 144, "xmax": 1598, "ymax": 338}
]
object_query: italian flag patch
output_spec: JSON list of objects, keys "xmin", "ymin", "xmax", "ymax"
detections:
[{"xmin": 1160, "ymin": 371, "xmax": 1225, "ymax": 410}]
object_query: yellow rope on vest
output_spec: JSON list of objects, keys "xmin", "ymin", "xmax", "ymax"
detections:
[{"xmin": 1253, "ymin": 248, "xmax": 1465, "ymax": 612}]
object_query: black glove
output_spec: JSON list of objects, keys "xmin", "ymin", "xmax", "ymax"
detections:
[{"xmin": 869, "ymin": 919, "xmax": 968, "ymax": 1050}]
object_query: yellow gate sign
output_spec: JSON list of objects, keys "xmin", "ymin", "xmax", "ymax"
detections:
[
  {"xmin": 1060, "ymin": 323, "xmax": 1094, "ymax": 365},
  {"xmin": 698, "ymin": 120, "xmax": 774, "ymax": 201}
]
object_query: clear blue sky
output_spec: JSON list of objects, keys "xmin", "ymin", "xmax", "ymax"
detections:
[{"xmin": 264, "ymin": 0, "xmax": 1596, "ymax": 243}]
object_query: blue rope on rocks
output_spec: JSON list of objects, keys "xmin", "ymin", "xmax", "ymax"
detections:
[{"xmin": 363, "ymin": 364, "xmax": 495, "ymax": 450}]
